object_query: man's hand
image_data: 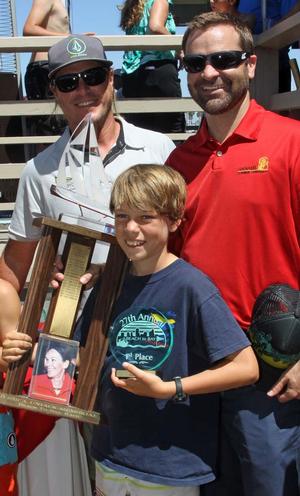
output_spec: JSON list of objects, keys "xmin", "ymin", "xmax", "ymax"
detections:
[
  {"xmin": 50, "ymin": 255, "xmax": 65, "ymax": 290},
  {"xmin": 267, "ymin": 361, "xmax": 300, "ymax": 402},
  {"xmin": 2, "ymin": 331, "xmax": 32, "ymax": 363},
  {"xmin": 50, "ymin": 255, "xmax": 103, "ymax": 290},
  {"xmin": 111, "ymin": 362, "xmax": 175, "ymax": 400},
  {"xmin": 79, "ymin": 263, "xmax": 102, "ymax": 288}
]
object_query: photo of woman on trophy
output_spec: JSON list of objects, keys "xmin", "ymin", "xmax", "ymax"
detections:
[{"xmin": 29, "ymin": 335, "xmax": 78, "ymax": 405}]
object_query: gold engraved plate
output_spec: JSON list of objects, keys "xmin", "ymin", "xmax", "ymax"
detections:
[
  {"xmin": 0, "ymin": 392, "xmax": 100, "ymax": 424},
  {"xmin": 49, "ymin": 242, "xmax": 91, "ymax": 338}
]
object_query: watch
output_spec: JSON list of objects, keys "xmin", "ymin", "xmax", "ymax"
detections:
[{"xmin": 172, "ymin": 376, "xmax": 187, "ymax": 403}]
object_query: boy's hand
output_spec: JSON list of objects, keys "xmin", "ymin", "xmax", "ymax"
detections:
[
  {"xmin": 2, "ymin": 331, "xmax": 32, "ymax": 363},
  {"xmin": 111, "ymin": 362, "xmax": 176, "ymax": 400}
]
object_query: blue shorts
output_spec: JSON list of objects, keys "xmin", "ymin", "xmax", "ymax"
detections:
[{"xmin": 202, "ymin": 385, "xmax": 300, "ymax": 496}]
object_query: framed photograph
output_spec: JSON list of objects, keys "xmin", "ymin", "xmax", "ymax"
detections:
[{"xmin": 28, "ymin": 334, "xmax": 79, "ymax": 405}]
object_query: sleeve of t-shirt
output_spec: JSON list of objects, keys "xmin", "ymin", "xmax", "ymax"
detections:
[{"xmin": 192, "ymin": 291, "xmax": 250, "ymax": 364}]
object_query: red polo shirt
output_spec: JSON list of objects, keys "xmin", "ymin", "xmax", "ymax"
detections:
[
  {"xmin": 29, "ymin": 372, "xmax": 73, "ymax": 405},
  {"xmin": 167, "ymin": 100, "xmax": 300, "ymax": 329}
]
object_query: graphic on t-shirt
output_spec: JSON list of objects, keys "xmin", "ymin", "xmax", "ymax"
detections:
[{"xmin": 109, "ymin": 307, "xmax": 175, "ymax": 370}]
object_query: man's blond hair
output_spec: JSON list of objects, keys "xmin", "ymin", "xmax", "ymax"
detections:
[
  {"xmin": 182, "ymin": 11, "xmax": 254, "ymax": 54},
  {"xmin": 110, "ymin": 164, "xmax": 186, "ymax": 221}
]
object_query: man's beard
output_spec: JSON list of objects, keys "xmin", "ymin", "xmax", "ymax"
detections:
[
  {"xmin": 189, "ymin": 76, "xmax": 249, "ymax": 115},
  {"xmin": 92, "ymin": 94, "xmax": 113, "ymax": 132}
]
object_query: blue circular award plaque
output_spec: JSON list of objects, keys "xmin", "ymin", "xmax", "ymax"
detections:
[{"xmin": 109, "ymin": 307, "xmax": 174, "ymax": 372}]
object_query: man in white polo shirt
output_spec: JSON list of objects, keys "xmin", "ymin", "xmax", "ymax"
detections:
[{"xmin": 0, "ymin": 34, "xmax": 175, "ymax": 291}]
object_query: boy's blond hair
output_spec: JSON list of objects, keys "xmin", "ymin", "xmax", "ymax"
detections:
[{"xmin": 110, "ymin": 164, "xmax": 186, "ymax": 221}]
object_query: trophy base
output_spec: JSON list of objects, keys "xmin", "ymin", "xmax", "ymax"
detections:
[
  {"xmin": 0, "ymin": 392, "xmax": 100, "ymax": 425},
  {"xmin": 116, "ymin": 370, "xmax": 157, "ymax": 379}
]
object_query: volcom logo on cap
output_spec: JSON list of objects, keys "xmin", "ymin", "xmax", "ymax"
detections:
[{"xmin": 67, "ymin": 38, "xmax": 87, "ymax": 59}]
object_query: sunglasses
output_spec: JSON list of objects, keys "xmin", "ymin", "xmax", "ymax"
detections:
[
  {"xmin": 183, "ymin": 51, "xmax": 251, "ymax": 73},
  {"xmin": 52, "ymin": 66, "xmax": 108, "ymax": 93}
]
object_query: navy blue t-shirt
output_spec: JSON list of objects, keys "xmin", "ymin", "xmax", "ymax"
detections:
[{"xmin": 76, "ymin": 259, "xmax": 250, "ymax": 486}]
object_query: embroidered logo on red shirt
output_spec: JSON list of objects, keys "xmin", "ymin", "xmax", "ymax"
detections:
[{"xmin": 237, "ymin": 156, "xmax": 269, "ymax": 174}]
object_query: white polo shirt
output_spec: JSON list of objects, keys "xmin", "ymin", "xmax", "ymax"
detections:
[{"xmin": 9, "ymin": 117, "xmax": 175, "ymax": 245}]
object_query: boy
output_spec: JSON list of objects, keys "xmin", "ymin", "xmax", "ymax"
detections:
[{"xmin": 76, "ymin": 164, "xmax": 259, "ymax": 496}]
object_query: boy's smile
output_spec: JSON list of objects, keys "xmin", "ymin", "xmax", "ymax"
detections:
[
  {"xmin": 114, "ymin": 204, "xmax": 179, "ymax": 276},
  {"xmin": 125, "ymin": 240, "xmax": 145, "ymax": 248}
]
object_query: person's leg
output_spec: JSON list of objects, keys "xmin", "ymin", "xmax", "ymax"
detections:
[
  {"xmin": 278, "ymin": 46, "xmax": 291, "ymax": 93},
  {"xmin": 24, "ymin": 62, "xmax": 50, "ymax": 100},
  {"xmin": 141, "ymin": 62, "xmax": 185, "ymax": 133},
  {"xmin": 121, "ymin": 70, "xmax": 145, "ymax": 128},
  {"xmin": 215, "ymin": 386, "xmax": 300, "ymax": 496},
  {"xmin": 122, "ymin": 62, "xmax": 185, "ymax": 133},
  {"xmin": 24, "ymin": 61, "xmax": 57, "ymax": 156},
  {"xmin": 95, "ymin": 462, "xmax": 200, "ymax": 496}
]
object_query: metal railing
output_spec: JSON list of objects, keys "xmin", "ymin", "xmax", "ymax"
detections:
[{"xmin": 0, "ymin": 12, "xmax": 299, "ymax": 216}]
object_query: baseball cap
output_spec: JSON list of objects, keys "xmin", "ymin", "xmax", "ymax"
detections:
[
  {"xmin": 48, "ymin": 35, "xmax": 113, "ymax": 78},
  {"xmin": 249, "ymin": 283, "xmax": 300, "ymax": 390}
]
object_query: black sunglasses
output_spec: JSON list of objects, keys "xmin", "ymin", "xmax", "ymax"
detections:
[
  {"xmin": 52, "ymin": 66, "xmax": 108, "ymax": 93},
  {"xmin": 183, "ymin": 51, "xmax": 251, "ymax": 73}
]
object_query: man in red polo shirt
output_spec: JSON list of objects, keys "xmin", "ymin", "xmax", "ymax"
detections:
[{"xmin": 167, "ymin": 11, "xmax": 300, "ymax": 496}]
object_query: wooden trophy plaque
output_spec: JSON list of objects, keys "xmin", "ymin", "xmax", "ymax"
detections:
[{"xmin": 0, "ymin": 217, "xmax": 128, "ymax": 424}]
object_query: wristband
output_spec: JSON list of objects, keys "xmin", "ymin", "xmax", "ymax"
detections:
[{"xmin": 172, "ymin": 376, "xmax": 187, "ymax": 402}]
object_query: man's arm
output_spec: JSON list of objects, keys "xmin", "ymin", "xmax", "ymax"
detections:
[
  {"xmin": 0, "ymin": 239, "xmax": 38, "ymax": 293},
  {"xmin": 0, "ymin": 279, "xmax": 21, "ymax": 340},
  {"xmin": 23, "ymin": 0, "xmax": 68, "ymax": 37},
  {"xmin": 0, "ymin": 279, "xmax": 22, "ymax": 371},
  {"xmin": 267, "ymin": 361, "xmax": 300, "ymax": 402}
]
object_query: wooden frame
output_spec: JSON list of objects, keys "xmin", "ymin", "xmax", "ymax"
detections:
[{"xmin": 0, "ymin": 217, "xmax": 128, "ymax": 424}]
